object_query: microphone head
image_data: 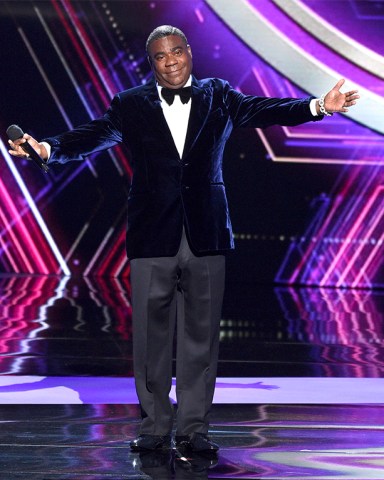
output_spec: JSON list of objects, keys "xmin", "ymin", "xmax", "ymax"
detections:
[{"xmin": 6, "ymin": 124, "xmax": 24, "ymax": 141}]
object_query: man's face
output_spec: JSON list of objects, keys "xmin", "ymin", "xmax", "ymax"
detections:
[{"xmin": 148, "ymin": 34, "xmax": 193, "ymax": 89}]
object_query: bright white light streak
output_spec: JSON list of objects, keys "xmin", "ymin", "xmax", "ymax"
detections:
[
  {"xmin": 206, "ymin": 0, "xmax": 384, "ymax": 135},
  {"xmin": 83, "ymin": 227, "xmax": 114, "ymax": 276},
  {"xmin": 36, "ymin": 6, "xmax": 123, "ymax": 177},
  {"xmin": 18, "ymin": 27, "xmax": 73, "ymax": 131},
  {"xmin": 18, "ymin": 23, "xmax": 98, "ymax": 179},
  {"xmin": 64, "ymin": 222, "xmax": 90, "ymax": 262},
  {"xmin": 114, "ymin": 256, "xmax": 128, "ymax": 277},
  {"xmin": 34, "ymin": 7, "xmax": 94, "ymax": 120},
  {"xmin": 28, "ymin": 276, "xmax": 71, "ymax": 341},
  {"xmin": 60, "ymin": 1, "xmax": 115, "ymax": 99}
]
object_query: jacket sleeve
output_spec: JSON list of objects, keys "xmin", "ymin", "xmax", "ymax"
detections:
[
  {"xmin": 43, "ymin": 95, "xmax": 123, "ymax": 164},
  {"xmin": 222, "ymin": 81, "xmax": 322, "ymax": 129}
]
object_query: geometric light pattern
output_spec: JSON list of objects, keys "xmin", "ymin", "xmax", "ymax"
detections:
[
  {"xmin": 0, "ymin": 140, "xmax": 69, "ymax": 275},
  {"xmin": 276, "ymin": 181, "xmax": 384, "ymax": 288},
  {"xmin": 207, "ymin": 0, "xmax": 384, "ymax": 288},
  {"xmin": 1, "ymin": 0, "xmax": 137, "ymax": 277}
]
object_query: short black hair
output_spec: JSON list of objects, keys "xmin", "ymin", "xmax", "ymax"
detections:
[{"xmin": 146, "ymin": 25, "xmax": 188, "ymax": 54}]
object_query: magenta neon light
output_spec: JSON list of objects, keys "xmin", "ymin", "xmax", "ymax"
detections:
[{"xmin": 321, "ymin": 186, "xmax": 384, "ymax": 287}]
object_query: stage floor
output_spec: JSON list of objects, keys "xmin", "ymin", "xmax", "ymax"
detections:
[
  {"xmin": 1, "ymin": 403, "xmax": 384, "ymax": 479},
  {"xmin": 1, "ymin": 376, "xmax": 384, "ymax": 405},
  {"xmin": 1, "ymin": 275, "xmax": 384, "ymax": 478}
]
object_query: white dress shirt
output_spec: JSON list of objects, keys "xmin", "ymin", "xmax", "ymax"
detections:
[{"xmin": 157, "ymin": 77, "xmax": 192, "ymax": 159}]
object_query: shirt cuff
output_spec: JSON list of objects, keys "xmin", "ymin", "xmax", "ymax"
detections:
[
  {"xmin": 310, "ymin": 98, "xmax": 319, "ymax": 116},
  {"xmin": 41, "ymin": 141, "xmax": 51, "ymax": 160}
]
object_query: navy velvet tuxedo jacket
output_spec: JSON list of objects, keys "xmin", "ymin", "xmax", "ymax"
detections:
[{"xmin": 45, "ymin": 75, "xmax": 322, "ymax": 259}]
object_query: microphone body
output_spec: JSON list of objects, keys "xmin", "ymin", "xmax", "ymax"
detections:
[{"xmin": 6, "ymin": 124, "xmax": 49, "ymax": 173}]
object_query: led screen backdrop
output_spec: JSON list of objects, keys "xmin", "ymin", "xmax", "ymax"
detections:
[{"xmin": 0, "ymin": 0, "xmax": 383, "ymax": 287}]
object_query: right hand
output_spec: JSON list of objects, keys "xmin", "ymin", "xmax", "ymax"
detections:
[{"xmin": 8, "ymin": 133, "xmax": 48, "ymax": 160}]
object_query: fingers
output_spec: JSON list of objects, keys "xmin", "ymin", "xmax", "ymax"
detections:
[
  {"xmin": 338, "ymin": 91, "xmax": 359, "ymax": 113},
  {"xmin": 332, "ymin": 79, "xmax": 359, "ymax": 99},
  {"xmin": 333, "ymin": 78, "xmax": 345, "ymax": 91},
  {"xmin": 8, "ymin": 138, "xmax": 29, "ymax": 158},
  {"xmin": 343, "ymin": 91, "xmax": 359, "ymax": 108},
  {"xmin": 346, "ymin": 89, "xmax": 359, "ymax": 96},
  {"xmin": 326, "ymin": 80, "xmax": 359, "ymax": 114},
  {"xmin": 345, "ymin": 89, "xmax": 359, "ymax": 100},
  {"xmin": 8, "ymin": 133, "xmax": 34, "ymax": 157}
]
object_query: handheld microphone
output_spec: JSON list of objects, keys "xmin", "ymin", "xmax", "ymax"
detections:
[{"xmin": 6, "ymin": 124, "xmax": 49, "ymax": 173}]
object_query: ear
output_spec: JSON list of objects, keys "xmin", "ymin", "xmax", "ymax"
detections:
[
  {"xmin": 187, "ymin": 44, "xmax": 192, "ymax": 58},
  {"xmin": 147, "ymin": 55, "xmax": 153, "ymax": 67}
]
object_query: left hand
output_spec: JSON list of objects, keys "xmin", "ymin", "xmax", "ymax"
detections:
[
  {"xmin": 320, "ymin": 78, "xmax": 359, "ymax": 114},
  {"xmin": 8, "ymin": 133, "xmax": 48, "ymax": 160}
]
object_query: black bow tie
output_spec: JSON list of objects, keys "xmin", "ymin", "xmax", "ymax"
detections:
[{"xmin": 161, "ymin": 86, "xmax": 192, "ymax": 106}]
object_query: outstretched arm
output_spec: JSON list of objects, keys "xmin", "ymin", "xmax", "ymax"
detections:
[{"xmin": 316, "ymin": 78, "xmax": 359, "ymax": 115}]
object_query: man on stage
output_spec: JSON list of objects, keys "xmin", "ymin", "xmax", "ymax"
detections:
[{"xmin": 9, "ymin": 25, "xmax": 359, "ymax": 453}]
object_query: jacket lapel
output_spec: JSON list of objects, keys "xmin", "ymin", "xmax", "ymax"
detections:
[
  {"xmin": 183, "ymin": 77, "xmax": 213, "ymax": 160},
  {"xmin": 141, "ymin": 78, "xmax": 179, "ymax": 157}
]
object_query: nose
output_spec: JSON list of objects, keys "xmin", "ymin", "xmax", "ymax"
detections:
[{"xmin": 165, "ymin": 53, "xmax": 178, "ymax": 67}]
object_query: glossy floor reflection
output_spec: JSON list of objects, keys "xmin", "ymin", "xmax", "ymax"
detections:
[
  {"xmin": 1, "ymin": 274, "xmax": 384, "ymax": 478},
  {"xmin": 1, "ymin": 404, "xmax": 384, "ymax": 479},
  {"xmin": 1, "ymin": 274, "xmax": 383, "ymax": 378}
]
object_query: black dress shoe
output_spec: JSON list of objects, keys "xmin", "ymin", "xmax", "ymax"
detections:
[
  {"xmin": 130, "ymin": 434, "xmax": 172, "ymax": 452},
  {"xmin": 175, "ymin": 432, "xmax": 219, "ymax": 452}
]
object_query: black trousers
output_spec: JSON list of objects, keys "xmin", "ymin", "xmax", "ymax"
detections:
[{"xmin": 130, "ymin": 229, "xmax": 225, "ymax": 436}]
